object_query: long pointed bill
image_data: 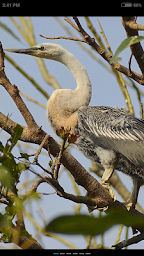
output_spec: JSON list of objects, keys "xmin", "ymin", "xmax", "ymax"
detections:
[{"xmin": 4, "ymin": 47, "xmax": 39, "ymax": 55}]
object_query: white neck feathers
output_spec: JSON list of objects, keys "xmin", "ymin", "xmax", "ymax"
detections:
[{"xmin": 47, "ymin": 47, "xmax": 91, "ymax": 133}]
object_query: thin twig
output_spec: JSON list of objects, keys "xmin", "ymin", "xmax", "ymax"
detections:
[
  {"xmin": 114, "ymin": 224, "xmax": 124, "ymax": 246},
  {"xmin": 20, "ymin": 91, "xmax": 45, "ymax": 109},
  {"xmin": 36, "ymin": 162, "xmax": 53, "ymax": 177},
  {"xmin": 128, "ymin": 53, "xmax": 133, "ymax": 76},
  {"xmin": 97, "ymin": 18, "xmax": 113, "ymax": 55},
  {"xmin": 53, "ymin": 137, "xmax": 68, "ymax": 179},
  {"xmin": 33, "ymin": 133, "xmax": 50, "ymax": 163},
  {"xmin": 85, "ymin": 17, "xmax": 106, "ymax": 51},
  {"xmin": 140, "ymin": 101, "xmax": 144, "ymax": 119},
  {"xmin": 39, "ymin": 34, "xmax": 86, "ymax": 43},
  {"xmin": 64, "ymin": 17, "xmax": 80, "ymax": 31}
]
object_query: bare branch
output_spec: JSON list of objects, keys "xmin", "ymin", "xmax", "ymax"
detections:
[
  {"xmin": 39, "ymin": 17, "xmax": 144, "ymax": 85},
  {"xmin": 126, "ymin": 22, "xmax": 144, "ymax": 31},
  {"xmin": 63, "ymin": 17, "xmax": 144, "ymax": 85},
  {"xmin": 64, "ymin": 17, "xmax": 80, "ymax": 31},
  {"xmin": 122, "ymin": 17, "xmax": 144, "ymax": 75},
  {"xmin": 39, "ymin": 34, "xmax": 86, "ymax": 43},
  {"xmin": 11, "ymin": 229, "xmax": 44, "ymax": 249},
  {"xmin": 33, "ymin": 134, "xmax": 50, "ymax": 164},
  {"xmin": 112, "ymin": 232, "xmax": 144, "ymax": 249}
]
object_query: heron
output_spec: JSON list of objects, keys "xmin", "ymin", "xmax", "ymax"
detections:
[{"xmin": 5, "ymin": 43, "xmax": 144, "ymax": 209}]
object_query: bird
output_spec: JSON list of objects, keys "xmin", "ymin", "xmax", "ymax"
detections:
[{"xmin": 5, "ymin": 43, "xmax": 144, "ymax": 209}]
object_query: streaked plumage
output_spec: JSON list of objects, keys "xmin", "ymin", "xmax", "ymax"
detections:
[
  {"xmin": 76, "ymin": 106, "xmax": 144, "ymax": 169},
  {"xmin": 5, "ymin": 43, "xmax": 144, "ymax": 209}
]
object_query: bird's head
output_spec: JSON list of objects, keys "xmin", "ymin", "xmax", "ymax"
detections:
[{"xmin": 5, "ymin": 43, "xmax": 64, "ymax": 60}]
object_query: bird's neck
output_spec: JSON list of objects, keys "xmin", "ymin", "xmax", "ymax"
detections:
[
  {"xmin": 47, "ymin": 49, "xmax": 91, "ymax": 133},
  {"xmin": 59, "ymin": 49, "xmax": 92, "ymax": 106}
]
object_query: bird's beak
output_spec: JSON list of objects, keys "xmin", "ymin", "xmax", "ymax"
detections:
[{"xmin": 5, "ymin": 47, "xmax": 39, "ymax": 56}]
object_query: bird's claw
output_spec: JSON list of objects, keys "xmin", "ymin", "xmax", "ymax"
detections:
[
  {"xmin": 124, "ymin": 201, "xmax": 134, "ymax": 211},
  {"xmin": 100, "ymin": 181, "xmax": 116, "ymax": 202}
]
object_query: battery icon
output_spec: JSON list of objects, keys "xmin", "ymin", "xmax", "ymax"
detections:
[{"xmin": 121, "ymin": 2, "xmax": 132, "ymax": 6}]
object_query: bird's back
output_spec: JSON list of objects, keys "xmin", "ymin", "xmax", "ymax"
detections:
[{"xmin": 75, "ymin": 106, "xmax": 144, "ymax": 170}]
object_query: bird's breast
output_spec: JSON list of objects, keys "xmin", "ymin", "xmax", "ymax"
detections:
[{"xmin": 47, "ymin": 100, "xmax": 78, "ymax": 134}]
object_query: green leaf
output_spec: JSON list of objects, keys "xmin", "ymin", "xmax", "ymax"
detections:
[
  {"xmin": 10, "ymin": 124, "xmax": 23, "ymax": 148},
  {"xmin": 0, "ymin": 165, "xmax": 15, "ymax": 191},
  {"xmin": 0, "ymin": 213, "xmax": 12, "ymax": 241},
  {"xmin": 110, "ymin": 36, "xmax": 144, "ymax": 64},
  {"xmin": 5, "ymin": 124, "xmax": 23, "ymax": 154},
  {"xmin": 20, "ymin": 153, "xmax": 29, "ymax": 160},
  {"xmin": 45, "ymin": 209, "xmax": 144, "ymax": 235},
  {"xmin": 0, "ymin": 154, "xmax": 21, "ymax": 189},
  {"xmin": 16, "ymin": 162, "xmax": 27, "ymax": 172}
]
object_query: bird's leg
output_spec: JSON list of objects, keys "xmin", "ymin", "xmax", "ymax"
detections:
[
  {"xmin": 100, "ymin": 165, "xmax": 116, "ymax": 201},
  {"xmin": 125, "ymin": 178, "xmax": 142, "ymax": 211},
  {"xmin": 101, "ymin": 166, "xmax": 114, "ymax": 183}
]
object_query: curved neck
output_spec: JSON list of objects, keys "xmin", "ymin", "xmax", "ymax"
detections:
[
  {"xmin": 54, "ymin": 48, "xmax": 91, "ymax": 106},
  {"xmin": 47, "ymin": 48, "xmax": 91, "ymax": 133}
]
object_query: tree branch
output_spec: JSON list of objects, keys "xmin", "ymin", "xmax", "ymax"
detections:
[
  {"xmin": 122, "ymin": 17, "xmax": 144, "ymax": 75},
  {"xmin": 39, "ymin": 34, "xmax": 86, "ymax": 43},
  {"xmin": 0, "ymin": 110, "xmax": 113, "ymax": 209},
  {"xmin": 39, "ymin": 17, "xmax": 144, "ymax": 85},
  {"xmin": 112, "ymin": 232, "xmax": 144, "ymax": 249},
  {"xmin": 23, "ymin": 175, "xmax": 144, "ymax": 235},
  {"xmin": 65, "ymin": 17, "xmax": 144, "ymax": 85}
]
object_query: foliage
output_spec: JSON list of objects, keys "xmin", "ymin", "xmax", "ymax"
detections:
[
  {"xmin": 0, "ymin": 124, "xmax": 25, "ymax": 242},
  {"xmin": 46, "ymin": 208, "xmax": 144, "ymax": 236},
  {"xmin": 110, "ymin": 36, "xmax": 144, "ymax": 64}
]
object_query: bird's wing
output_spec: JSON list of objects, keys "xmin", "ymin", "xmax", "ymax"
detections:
[{"xmin": 78, "ymin": 106, "xmax": 144, "ymax": 168}]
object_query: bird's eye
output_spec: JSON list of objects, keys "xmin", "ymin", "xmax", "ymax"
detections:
[{"xmin": 39, "ymin": 46, "xmax": 45, "ymax": 51}]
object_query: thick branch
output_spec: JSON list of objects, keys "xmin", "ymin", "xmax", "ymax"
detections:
[
  {"xmin": 0, "ymin": 111, "xmax": 112, "ymax": 208},
  {"xmin": 11, "ymin": 227, "xmax": 43, "ymax": 249},
  {"xmin": 24, "ymin": 176, "xmax": 144, "ymax": 234},
  {"xmin": 122, "ymin": 17, "xmax": 144, "ymax": 75},
  {"xmin": 113, "ymin": 232, "xmax": 144, "ymax": 249}
]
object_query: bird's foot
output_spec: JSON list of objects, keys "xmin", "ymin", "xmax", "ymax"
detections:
[
  {"xmin": 124, "ymin": 201, "xmax": 134, "ymax": 211},
  {"xmin": 100, "ymin": 181, "xmax": 116, "ymax": 201},
  {"xmin": 124, "ymin": 197, "xmax": 137, "ymax": 211}
]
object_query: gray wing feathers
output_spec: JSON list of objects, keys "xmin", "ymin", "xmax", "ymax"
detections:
[{"xmin": 78, "ymin": 106, "xmax": 144, "ymax": 168}]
